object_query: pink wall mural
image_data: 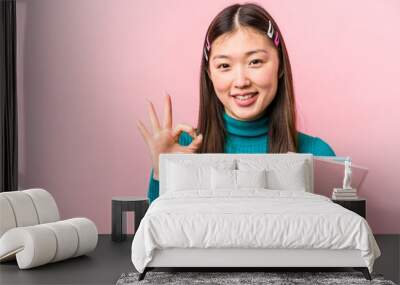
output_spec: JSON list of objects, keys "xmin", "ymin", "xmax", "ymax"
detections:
[{"xmin": 16, "ymin": 0, "xmax": 400, "ymax": 234}]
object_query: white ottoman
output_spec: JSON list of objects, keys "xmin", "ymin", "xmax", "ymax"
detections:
[{"xmin": 0, "ymin": 189, "xmax": 98, "ymax": 269}]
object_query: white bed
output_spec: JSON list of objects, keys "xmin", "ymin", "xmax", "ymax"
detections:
[{"xmin": 131, "ymin": 153, "xmax": 380, "ymax": 281}]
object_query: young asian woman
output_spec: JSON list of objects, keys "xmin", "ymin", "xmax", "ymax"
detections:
[{"xmin": 137, "ymin": 3, "xmax": 336, "ymax": 204}]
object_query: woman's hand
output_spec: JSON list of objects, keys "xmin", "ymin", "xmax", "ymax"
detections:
[{"xmin": 136, "ymin": 92, "xmax": 203, "ymax": 180}]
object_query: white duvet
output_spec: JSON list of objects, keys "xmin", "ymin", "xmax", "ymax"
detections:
[{"xmin": 131, "ymin": 189, "xmax": 381, "ymax": 273}]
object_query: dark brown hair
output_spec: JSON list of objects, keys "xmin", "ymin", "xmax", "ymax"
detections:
[{"xmin": 197, "ymin": 2, "xmax": 298, "ymax": 153}]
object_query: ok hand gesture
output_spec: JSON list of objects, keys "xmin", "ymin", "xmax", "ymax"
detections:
[{"xmin": 136, "ymin": 92, "xmax": 203, "ymax": 180}]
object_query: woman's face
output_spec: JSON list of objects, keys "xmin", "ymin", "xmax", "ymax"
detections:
[{"xmin": 208, "ymin": 27, "xmax": 280, "ymax": 121}]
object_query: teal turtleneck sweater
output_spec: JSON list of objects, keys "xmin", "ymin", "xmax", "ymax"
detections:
[{"xmin": 147, "ymin": 111, "xmax": 335, "ymax": 204}]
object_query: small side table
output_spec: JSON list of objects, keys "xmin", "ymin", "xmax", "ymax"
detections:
[
  {"xmin": 112, "ymin": 197, "xmax": 149, "ymax": 242},
  {"xmin": 332, "ymin": 198, "xmax": 366, "ymax": 218}
]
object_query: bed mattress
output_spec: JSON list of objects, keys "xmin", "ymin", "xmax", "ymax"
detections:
[{"xmin": 131, "ymin": 189, "xmax": 380, "ymax": 273}]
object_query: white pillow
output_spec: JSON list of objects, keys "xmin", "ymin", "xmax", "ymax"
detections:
[
  {"xmin": 237, "ymin": 169, "xmax": 267, "ymax": 188},
  {"xmin": 238, "ymin": 159, "xmax": 309, "ymax": 191},
  {"xmin": 211, "ymin": 168, "xmax": 236, "ymax": 190},
  {"xmin": 211, "ymin": 168, "xmax": 268, "ymax": 190},
  {"xmin": 265, "ymin": 161, "xmax": 308, "ymax": 191},
  {"xmin": 166, "ymin": 160, "xmax": 235, "ymax": 192}
]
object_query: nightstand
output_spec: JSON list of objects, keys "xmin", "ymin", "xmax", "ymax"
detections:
[
  {"xmin": 332, "ymin": 198, "xmax": 366, "ymax": 218},
  {"xmin": 111, "ymin": 197, "xmax": 149, "ymax": 242}
]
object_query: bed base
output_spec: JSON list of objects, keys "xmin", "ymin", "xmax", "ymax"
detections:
[
  {"xmin": 138, "ymin": 266, "xmax": 371, "ymax": 281},
  {"xmin": 137, "ymin": 248, "xmax": 372, "ymax": 281}
]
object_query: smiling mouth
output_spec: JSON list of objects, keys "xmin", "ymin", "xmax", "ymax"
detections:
[
  {"xmin": 231, "ymin": 92, "xmax": 259, "ymax": 107},
  {"xmin": 233, "ymin": 93, "xmax": 258, "ymax": 100}
]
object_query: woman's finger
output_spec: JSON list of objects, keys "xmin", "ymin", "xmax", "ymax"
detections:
[
  {"xmin": 163, "ymin": 91, "xmax": 173, "ymax": 129},
  {"xmin": 171, "ymin": 123, "xmax": 197, "ymax": 140},
  {"xmin": 147, "ymin": 99, "xmax": 161, "ymax": 133},
  {"xmin": 186, "ymin": 134, "xmax": 203, "ymax": 151},
  {"xmin": 136, "ymin": 120, "xmax": 152, "ymax": 146}
]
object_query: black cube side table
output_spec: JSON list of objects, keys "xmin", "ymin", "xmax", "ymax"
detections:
[
  {"xmin": 332, "ymin": 198, "xmax": 366, "ymax": 219},
  {"xmin": 112, "ymin": 197, "xmax": 149, "ymax": 242}
]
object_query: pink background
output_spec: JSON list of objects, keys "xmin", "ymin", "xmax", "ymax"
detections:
[{"xmin": 16, "ymin": 0, "xmax": 400, "ymax": 234}]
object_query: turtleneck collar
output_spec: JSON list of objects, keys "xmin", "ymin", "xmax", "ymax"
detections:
[{"xmin": 223, "ymin": 111, "xmax": 269, "ymax": 137}]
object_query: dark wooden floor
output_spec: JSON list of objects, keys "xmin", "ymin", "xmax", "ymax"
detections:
[{"xmin": 0, "ymin": 234, "xmax": 399, "ymax": 285}]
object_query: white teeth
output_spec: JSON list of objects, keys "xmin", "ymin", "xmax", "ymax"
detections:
[{"xmin": 235, "ymin": 93, "xmax": 256, "ymax": 100}]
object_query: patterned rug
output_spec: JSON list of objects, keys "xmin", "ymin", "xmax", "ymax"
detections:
[{"xmin": 116, "ymin": 271, "xmax": 397, "ymax": 285}]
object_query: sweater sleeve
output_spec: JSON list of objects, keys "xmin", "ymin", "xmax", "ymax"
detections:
[
  {"xmin": 147, "ymin": 168, "xmax": 160, "ymax": 203},
  {"xmin": 146, "ymin": 131, "xmax": 195, "ymax": 204},
  {"xmin": 312, "ymin": 136, "xmax": 336, "ymax": 156}
]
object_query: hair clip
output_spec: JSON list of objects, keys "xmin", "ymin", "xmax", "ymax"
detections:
[
  {"xmin": 206, "ymin": 36, "xmax": 210, "ymax": 51},
  {"xmin": 267, "ymin": 20, "xmax": 274, "ymax": 39},
  {"xmin": 203, "ymin": 47, "xmax": 209, "ymax": 62},
  {"xmin": 274, "ymin": 31, "xmax": 280, "ymax": 47},
  {"xmin": 204, "ymin": 35, "xmax": 211, "ymax": 62},
  {"xmin": 267, "ymin": 20, "xmax": 280, "ymax": 48}
]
